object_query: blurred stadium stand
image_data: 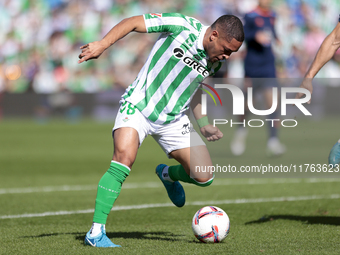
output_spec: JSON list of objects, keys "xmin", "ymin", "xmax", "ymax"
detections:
[{"xmin": 1, "ymin": 0, "xmax": 340, "ymax": 119}]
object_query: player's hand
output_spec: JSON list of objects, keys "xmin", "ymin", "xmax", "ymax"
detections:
[
  {"xmin": 275, "ymin": 39, "xmax": 282, "ymax": 47},
  {"xmin": 296, "ymin": 78, "xmax": 313, "ymax": 104},
  {"xmin": 255, "ymin": 31, "xmax": 271, "ymax": 46},
  {"xmin": 200, "ymin": 125, "xmax": 223, "ymax": 142},
  {"xmin": 78, "ymin": 41, "xmax": 107, "ymax": 63}
]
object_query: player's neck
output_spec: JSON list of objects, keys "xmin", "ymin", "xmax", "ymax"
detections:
[
  {"xmin": 257, "ymin": 5, "xmax": 271, "ymax": 13},
  {"xmin": 202, "ymin": 27, "xmax": 211, "ymax": 52}
]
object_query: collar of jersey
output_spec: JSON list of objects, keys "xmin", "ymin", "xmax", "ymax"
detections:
[{"xmin": 197, "ymin": 25, "xmax": 209, "ymax": 59}]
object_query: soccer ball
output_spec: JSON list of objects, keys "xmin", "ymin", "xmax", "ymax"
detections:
[{"xmin": 192, "ymin": 206, "xmax": 230, "ymax": 243}]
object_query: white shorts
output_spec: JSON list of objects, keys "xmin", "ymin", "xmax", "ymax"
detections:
[{"xmin": 113, "ymin": 102, "xmax": 205, "ymax": 158}]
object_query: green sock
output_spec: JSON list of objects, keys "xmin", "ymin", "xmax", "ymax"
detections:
[
  {"xmin": 168, "ymin": 165, "xmax": 213, "ymax": 187},
  {"xmin": 93, "ymin": 161, "xmax": 130, "ymax": 224}
]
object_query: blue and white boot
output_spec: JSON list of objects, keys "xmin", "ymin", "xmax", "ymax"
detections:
[
  {"xmin": 156, "ymin": 164, "xmax": 185, "ymax": 207},
  {"xmin": 84, "ymin": 225, "xmax": 121, "ymax": 248}
]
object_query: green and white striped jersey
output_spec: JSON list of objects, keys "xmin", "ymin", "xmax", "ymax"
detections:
[{"xmin": 121, "ymin": 13, "xmax": 222, "ymax": 124}]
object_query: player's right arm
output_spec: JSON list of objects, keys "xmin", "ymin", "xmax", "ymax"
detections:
[
  {"xmin": 78, "ymin": 15, "xmax": 146, "ymax": 63},
  {"xmin": 191, "ymin": 88, "xmax": 223, "ymax": 142}
]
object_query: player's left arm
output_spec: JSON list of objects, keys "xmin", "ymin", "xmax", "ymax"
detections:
[
  {"xmin": 191, "ymin": 88, "xmax": 223, "ymax": 142},
  {"xmin": 296, "ymin": 21, "xmax": 340, "ymax": 102},
  {"xmin": 78, "ymin": 15, "xmax": 146, "ymax": 63},
  {"xmin": 272, "ymin": 15, "xmax": 281, "ymax": 46},
  {"xmin": 305, "ymin": 22, "xmax": 340, "ymax": 79}
]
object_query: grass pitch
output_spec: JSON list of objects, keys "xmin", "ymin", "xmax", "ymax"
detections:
[{"xmin": 1, "ymin": 118, "xmax": 340, "ymax": 254}]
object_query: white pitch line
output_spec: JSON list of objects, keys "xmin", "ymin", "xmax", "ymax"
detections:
[
  {"xmin": 0, "ymin": 182, "xmax": 162, "ymax": 195},
  {"xmin": 1, "ymin": 194, "xmax": 340, "ymax": 220},
  {"xmin": 1, "ymin": 178, "xmax": 340, "ymax": 195},
  {"xmin": 0, "ymin": 185, "xmax": 97, "ymax": 195}
]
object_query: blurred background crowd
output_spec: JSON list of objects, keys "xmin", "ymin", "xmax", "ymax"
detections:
[{"xmin": 1, "ymin": 0, "xmax": 340, "ymax": 94}]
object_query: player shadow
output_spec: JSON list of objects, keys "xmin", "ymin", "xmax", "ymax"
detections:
[
  {"xmin": 77, "ymin": 231, "xmax": 184, "ymax": 242},
  {"xmin": 21, "ymin": 232, "xmax": 83, "ymax": 238},
  {"xmin": 22, "ymin": 231, "xmax": 184, "ymax": 243},
  {"xmin": 245, "ymin": 215, "xmax": 340, "ymax": 226}
]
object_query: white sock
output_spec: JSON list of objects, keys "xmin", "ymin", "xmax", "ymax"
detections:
[
  {"xmin": 161, "ymin": 166, "xmax": 173, "ymax": 182},
  {"xmin": 90, "ymin": 222, "xmax": 104, "ymax": 237}
]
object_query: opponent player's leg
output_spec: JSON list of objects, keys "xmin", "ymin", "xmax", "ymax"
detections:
[
  {"xmin": 329, "ymin": 139, "xmax": 340, "ymax": 166},
  {"xmin": 85, "ymin": 127, "xmax": 139, "ymax": 247},
  {"xmin": 263, "ymin": 86, "xmax": 285, "ymax": 156},
  {"xmin": 230, "ymin": 78, "xmax": 251, "ymax": 156}
]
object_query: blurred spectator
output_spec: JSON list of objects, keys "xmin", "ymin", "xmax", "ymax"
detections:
[
  {"xmin": 1, "ymin": 0, "xmax": 340, "ymax": 94},
  {"xmin": 230, "ymin": 0, "xmax": 286, "ymax": 157}
]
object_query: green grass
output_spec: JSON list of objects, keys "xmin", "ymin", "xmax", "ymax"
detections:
[{"xmin": 1, "ymin": 118, "xmax": 340, "ymax": 254}]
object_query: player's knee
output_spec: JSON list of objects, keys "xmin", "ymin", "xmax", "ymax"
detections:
[
  {"xmin": 112, "ymin": 154, "xmax": 135, "ymax": 169},
  {"xmin": 192, "ymin": 175, "xmax": 214, "ymax": 187}
]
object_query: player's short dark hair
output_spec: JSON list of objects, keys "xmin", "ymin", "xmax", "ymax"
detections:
[{"xmin": 211, "ymin": 15, "xmax": 244, "ymax": 43}]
